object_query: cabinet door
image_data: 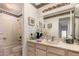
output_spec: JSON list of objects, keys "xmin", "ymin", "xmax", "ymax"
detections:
[
  {"xmin": 68, "ymin": 51, "xmax": 79, "ymax": 56},
  {"xmin": 27, "ymin": 42, "xmax": 36, "ymax": 56},
  {"xmin": 36, "ymin": 49, "xmax": 46, "ymax": 56}
]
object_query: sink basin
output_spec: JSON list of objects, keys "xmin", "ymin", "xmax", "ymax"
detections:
[
  {"xmin": 41, "ymin": 38, "xmax": 64, "ymax": 45},
  {"xmin": 43, "ymin": 40, "xmax": 59, "ymax": 44}
]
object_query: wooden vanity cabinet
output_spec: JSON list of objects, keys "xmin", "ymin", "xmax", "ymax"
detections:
[{"xmin": 27, "ymin": 41, "xmax": 79, "ymax": 56}]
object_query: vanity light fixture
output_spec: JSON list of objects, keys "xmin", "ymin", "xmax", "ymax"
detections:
[{"xmin": 42, "ymin": 3, "xmax": 69, "ymax": 13}]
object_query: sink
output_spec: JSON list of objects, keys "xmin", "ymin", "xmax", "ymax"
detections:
[{"xmin": 43, "ymin": 40, "xmax": 59, "ymax": 44}]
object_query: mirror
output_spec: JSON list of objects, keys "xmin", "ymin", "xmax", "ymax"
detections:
[{"xmin": 44, "ymin": 8, "xmax": 74, "ymax": 40}]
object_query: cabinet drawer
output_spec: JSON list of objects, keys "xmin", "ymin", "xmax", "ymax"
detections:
[
  {"xmin": 47, "ymin": 52, "xmax": 58, "ymax": 56},
  {"xmin": 27, "ymin": 42, "xmax": 35, "ymax": 47},
  {"xmin": 36, "ymin": 49, "xmax": 46, "ymax": 56},
  {"xmin": 68, "ymin": 51, "xmax": 79, "ymax": 56},
  {"xmin": 36, "ymin": 44, "xmax": 46, "ymax": 51},
  {"xmin": 47, "ymin": 46, "xmax": 65, "ymax": 56}
]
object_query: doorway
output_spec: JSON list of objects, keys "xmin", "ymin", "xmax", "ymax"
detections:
[{"xmin": 59, "ymin": 17, "xmax": 70, "ymax": 38}]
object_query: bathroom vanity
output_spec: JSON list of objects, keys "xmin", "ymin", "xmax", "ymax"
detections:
[{"xmin": 27, "ymin": 40, "xmax": 79, "ymax": 56}]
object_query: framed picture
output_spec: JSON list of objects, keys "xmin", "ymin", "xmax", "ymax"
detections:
[
  {"xmin": 28, "ymin": 17, "xmax": 35, "ymax": 26},
  {"xmin": 47, "ymin": 23, "xmax": 52, "ymax": 29}
]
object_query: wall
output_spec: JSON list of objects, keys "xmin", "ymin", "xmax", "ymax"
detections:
[{"xmin": 23, "ymin": 3, "xmax": 43, "ymax": 55}]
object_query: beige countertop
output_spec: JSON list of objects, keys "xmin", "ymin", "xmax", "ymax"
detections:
[{"xmin": 27, "ymin": 39, "xmax": 79, "ymax": 52}]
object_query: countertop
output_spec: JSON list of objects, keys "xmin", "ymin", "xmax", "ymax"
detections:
[{"xmin": 27, "ymin": 39, "xmax": 79, "ymax": 52}]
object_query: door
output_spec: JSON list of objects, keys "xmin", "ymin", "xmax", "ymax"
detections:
[{"xmin": 0, "ymin": 13, "xmax": 22, "ymax": 56}]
